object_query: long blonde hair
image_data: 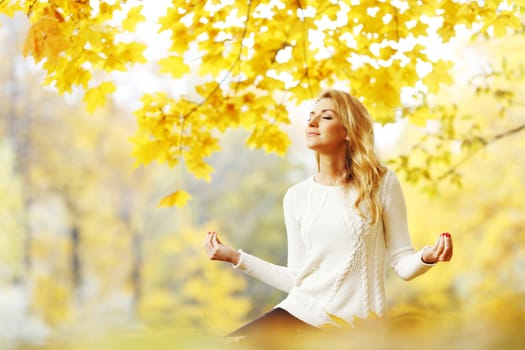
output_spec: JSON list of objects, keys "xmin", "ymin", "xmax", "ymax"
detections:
[{"xmin": 315, "ymin": 89, "xmax": 387, "ymax": 224}]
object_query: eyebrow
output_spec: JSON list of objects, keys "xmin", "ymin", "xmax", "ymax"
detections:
[{"xmin": 309, "ymin": 108, "xmax": 337, "ymax": 116}]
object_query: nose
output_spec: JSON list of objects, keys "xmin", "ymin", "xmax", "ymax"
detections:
[{"xmin": 308, "ymin": 114, "xmax": 319, "ymax": 126}]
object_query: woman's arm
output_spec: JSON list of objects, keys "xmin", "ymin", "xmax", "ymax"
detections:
[
  {"xmin": 204, "ymin": 188, "xmax": 305, "ymax": 292},
  {"xmin": 383, "ymin": 171, "xmax": 452, "ymax": 281}
]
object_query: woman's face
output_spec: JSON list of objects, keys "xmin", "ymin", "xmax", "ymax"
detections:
[{"xmin": 305, "ymin": 98, "xmax": 348, "ymax": 153}]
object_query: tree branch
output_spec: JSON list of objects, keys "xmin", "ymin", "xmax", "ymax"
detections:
[
  {"xmin": 183, "ymin": 0, "xmax": 253, "ymax": 121},
  {"xmin": 295, "ymin": 0, "xmax": 314, "ymax": 99},
  {"xmin": 437, "ymin": 122, "xmax": 525, "ymax": 181}
]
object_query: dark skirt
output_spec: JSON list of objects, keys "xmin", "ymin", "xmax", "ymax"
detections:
[{"xmin": 228, "ymin": 307, "xmax": 317, "ymax": 338}]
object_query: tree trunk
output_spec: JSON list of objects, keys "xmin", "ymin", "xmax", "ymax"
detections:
[
  {"xmin": 4, "ymin": 18, "xmax": 34, "ymax": 280},
  {"xmin": 131, "ymin": 231, "xmax": 142, "ymax": 311},
  {"xmin": 71, "ymin": 226, "xmax": 81, "ymax": 297}
]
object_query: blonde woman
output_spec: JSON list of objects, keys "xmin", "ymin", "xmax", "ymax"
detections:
[{"xmin": 204, "ymin": 89, "xmax": 453, "ymax": 337}]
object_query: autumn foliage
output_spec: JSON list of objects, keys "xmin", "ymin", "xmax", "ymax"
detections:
[{"xmin": 1, "ymin": 0, "xmax": 522, "ymax": 204}]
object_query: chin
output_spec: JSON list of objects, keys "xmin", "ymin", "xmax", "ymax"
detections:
[{"xmin": 306, "ymin": 144, "xmax": 321, "ymax": 151}]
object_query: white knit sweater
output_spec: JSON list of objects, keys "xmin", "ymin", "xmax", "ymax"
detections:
[{"xmin": 233, "ymin": 170, "xmax": 434, "ymax": 327}]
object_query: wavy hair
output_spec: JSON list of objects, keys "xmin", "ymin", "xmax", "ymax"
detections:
[{"xmin": 315, "ymin": 89, "xmax": 387, "ymax": 224}]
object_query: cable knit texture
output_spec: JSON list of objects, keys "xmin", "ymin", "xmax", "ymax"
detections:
[{"xmin": 233, "ymin": 170, "xmax": 434, "ymax": 327}]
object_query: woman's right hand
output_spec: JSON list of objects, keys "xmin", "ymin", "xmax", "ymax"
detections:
[{"xmin": 203, "ymin": 231, "xmax": 241, "ymax": 265}]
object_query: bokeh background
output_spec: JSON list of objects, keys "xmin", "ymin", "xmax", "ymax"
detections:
[{"xmin": 1, "ymin": 1, "xmax": 524, "ymax": 349}]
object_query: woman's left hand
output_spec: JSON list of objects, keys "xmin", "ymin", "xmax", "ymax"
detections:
[{"xmin": 421, "ymin": 232, "xmax": 453, "ymax": 264}]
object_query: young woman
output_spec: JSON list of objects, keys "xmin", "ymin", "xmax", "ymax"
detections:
[{"xmin": 204, "ymin": 89, "xmax": 453, "ymax": 337}]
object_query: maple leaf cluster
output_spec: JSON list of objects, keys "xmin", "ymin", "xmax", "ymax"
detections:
[{"xmin": 1, "ymin": 0, "xmax": 522, "ymax": 205}]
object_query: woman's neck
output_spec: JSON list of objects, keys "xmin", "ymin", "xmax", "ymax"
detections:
[{"xmin": 315, "ymin": 155, "xmax": 348, "ymax": 186}]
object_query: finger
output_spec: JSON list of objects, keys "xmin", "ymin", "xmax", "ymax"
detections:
[
  {"xmin": 434, "ymin": 234, "xmax": 442, "ymax": 248},
  {"xmin": 208, "ymin": 233, "xmax": 216, "ymax": 248},
  {"xmin": 204, "ymin": 231, "xmax": 212, "ymax": 246},
  {"xmin": 205, "ymin": 232, "xmax": 215, "ymax": 246},
  {"xmin": 442, "ymin": 233, "xmax": 453, "ymax": 261},
  {"xmin": 207, "ymin": 235, "xmax": 220, "ymax": 259},
  {"xmin": 212, "ymin": 232, "xmax": 221, "ymax": 246},
  {"xmin": 438, "ymin": 233, "xmax": 452, "ymax": 261},
  {"xmin": 448, "ymin": 234, "xmax": 453, "ymax": 258},
  {"xmin": 434, "ymin": 234, "xmax": 445, "ymax": 257},
  {"xmin": 204, "ymin": 241, "xmax": 213, "ymax": 258},
  {"xmin": 430, "ymin": 234, "xmax": 442, "ymax": 259},
  {"xmin": 441, "ymin": 234, "xmax": 449, "ymax": 260},
  {"xmin": 209, "ymin": 232, "xmax": 218, "ymax": 247},
  {"xmin": 205, "ymin": 233, "xmax": 217, "ymax": 255}
]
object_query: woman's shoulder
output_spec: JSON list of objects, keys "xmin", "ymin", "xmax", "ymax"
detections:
[
  {"xmin": 286, "ymin": 176, "xmax": 314, "ymax": 193},
  {"xmin": 383, "ymin": 168, "xmax": 403, "ymax": 185},
  {"xmin": 380, "ymin": 167, "xmax": 396, "ymax": 185},
  {"xmin": 283, "ymin": 175, "xmax": 315, "ymax": 199},
  {"xmin": 379, "ymin": 168, "xmax": 404, "ymax": 202}
]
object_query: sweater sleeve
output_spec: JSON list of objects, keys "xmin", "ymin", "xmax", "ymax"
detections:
[
  {"xmin": 232, "ymin": 187, "xmax": 305, "ymax": 292},
  {"xmin": 382, "ymin": 171, "xmax": 435, "ymax": 281}
]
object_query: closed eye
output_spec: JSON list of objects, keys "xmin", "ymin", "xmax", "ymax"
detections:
[{"xmin": 308, "ymin": 109, "xmax": 336, "ymax": 121}]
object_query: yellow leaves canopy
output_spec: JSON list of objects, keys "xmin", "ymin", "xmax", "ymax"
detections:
[
  {"xmin": 0, "ymin": 0, "xmax": 23, "ymax": 22},
  {"xmin": 18, "ymin": 0, "xmax": 147, "ymax": 107},
  {"xmin": 10, "ymin": 0, "xmax": 524, "ymax": 207}
]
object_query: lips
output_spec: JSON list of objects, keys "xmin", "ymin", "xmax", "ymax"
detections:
[{"xmin": 306, "ymin": 130, "xmax": 320, "ymax": 136}]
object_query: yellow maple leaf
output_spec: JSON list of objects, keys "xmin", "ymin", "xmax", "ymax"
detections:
[
  {"xmin": 423, "ymin": 60, "xmax": 454, "ymax": 94},
  {"xmin": 83, "ymin": 82, "xmax": 116, "ymax": 114},
  {"xmin": 158, "ymin": 190, "xmax": 192, "ymax": 208},
  {"xmin": 158, "ymin": 55, "xmax": 190, "ymax": 79},
  {"xmin": 408, "ymin": 106, "xmax": 430, "ymax": 127},
  {"xmin": 246, "ymin": 124, "xmax": 290, "ymax": 155},
  {"xmin": 379, "ymin": 46, "xmax": 397, "ymax": 60},
  {"xmin": 75, "ymin": 68, "xmax": 92, "ymax": 89},
  {"xmin": 123, "ymin": 5, "xmax": 145, "ymax": 32},
  {"xmin": 118, "ymin": 42, "xmax": 148, "ymax": 64},
  {"xmin": 130, "ymin": 137, "xmax": 162, "ymax": 166},
  {"xmin": 411, "ymin": 21, "xmax": 429, "ymax": 37},
  {"xmin": 491, "ymin": 12, "xmax": 519, "ymax": 37},
  {"xmin": 0, "ymin": 1, "xmax": 24, "ymax": 18},
  {"xmin": 23, "ymin": 14, "xmax": 68, "ymax": 65},
  {"xmin": 170, "ymin": 27, "xmax": 191, "ymax": 53},
  {"xmin": 98, "ymin": 1, "xmax": 122, "ymax": 21},
  {"xmin": 184, "ymin": 157, "xmax": 214, "ymax": 181},
  {"xmin": 436, "ymin": 22, "xmax": 456, "ymax": 43},
  {"xmin": 104, "ymin": 54, "xmax": 127, "ymax": 71},
  {"xmin": 158, "ymin": 6, "xmax": 180, "ymax": 33}
]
